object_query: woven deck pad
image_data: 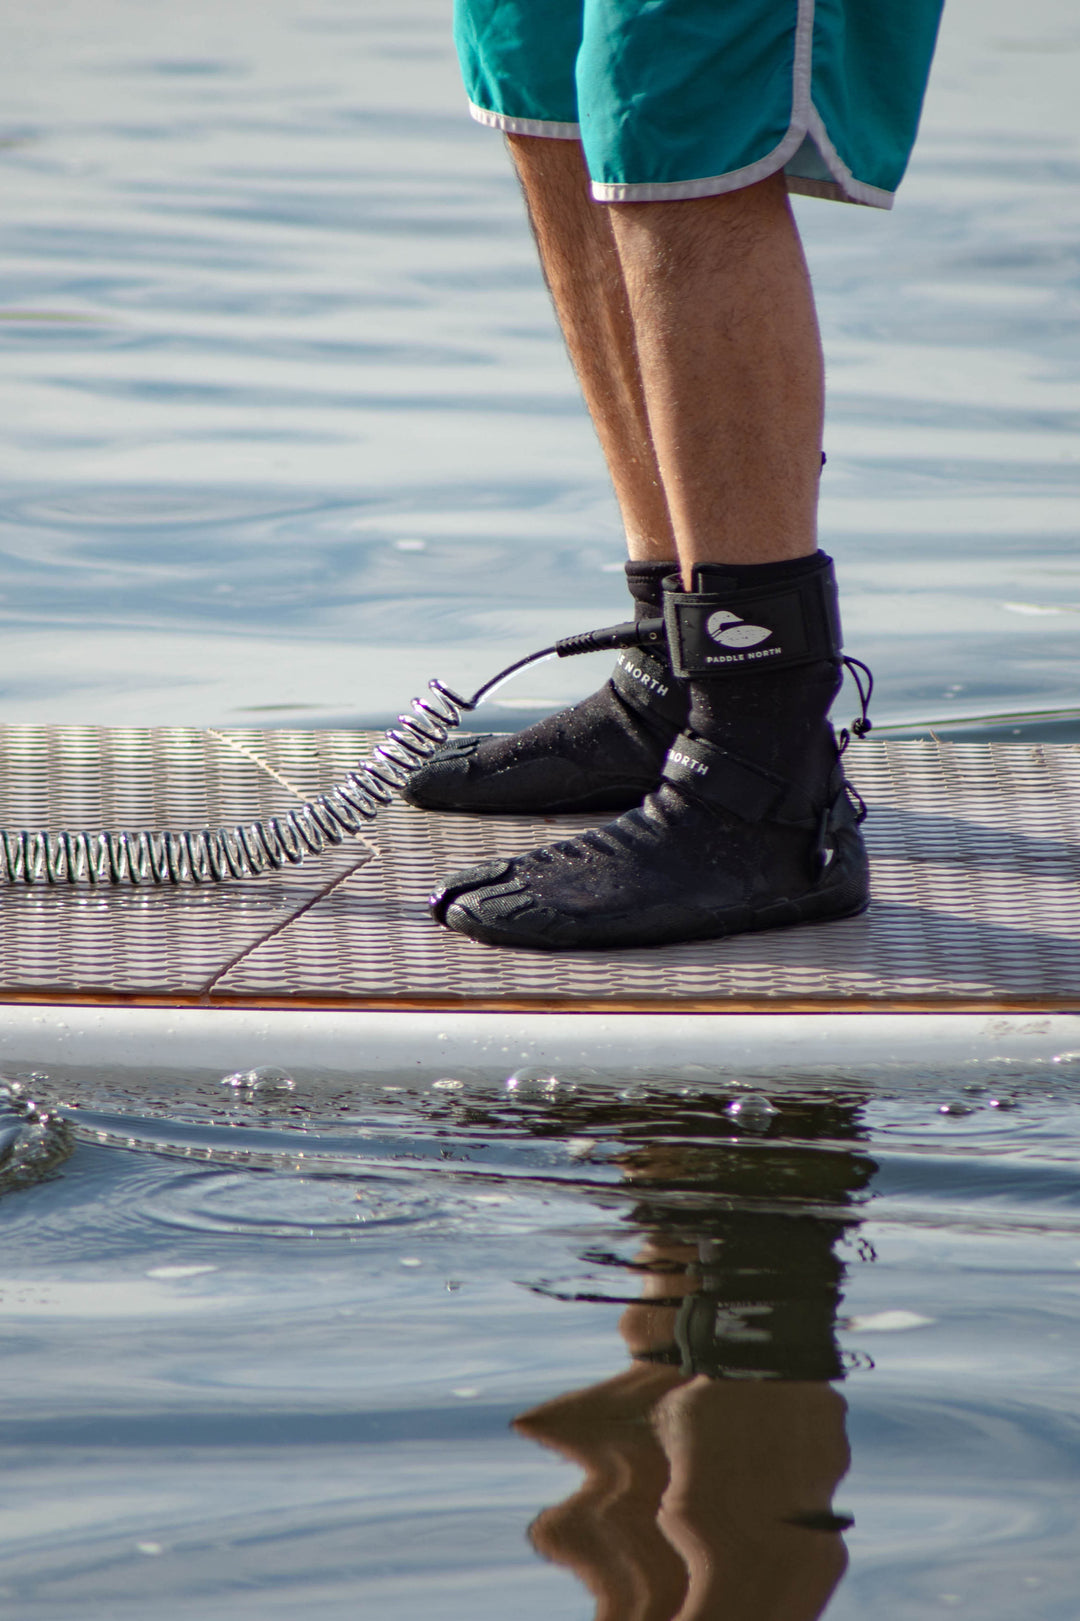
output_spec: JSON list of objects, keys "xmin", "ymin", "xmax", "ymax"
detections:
[{"xmin": 0, "ymin": 727, "xmax": 1077, "ymax": 1010}]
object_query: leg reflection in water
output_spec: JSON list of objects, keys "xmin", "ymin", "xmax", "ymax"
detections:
[{"xmin": 515, "ymin": 1095, "xmax": 874, "ymax": 1621}]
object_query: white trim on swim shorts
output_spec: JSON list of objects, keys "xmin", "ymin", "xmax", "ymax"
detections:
[
  {"xmin": 796, "ymin": 103, "xmax": 894, "ymax": 210},
  {"xmin": 588, "ymin": 0, "xmax": 895, "ymax": 210},
  {"xmin": 469, "ymin": 101, "xmax": 581, "ymax": 141}
]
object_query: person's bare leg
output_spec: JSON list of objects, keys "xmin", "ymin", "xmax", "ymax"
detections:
[
  {"xmin": 507, "ymin": 150, "xmax": 822, "ymax": 573},
  {"xmin": 506, "ymin": 134, "xmax": 675, "ymax": 562},
  {"xmin": 607, "ymin": 171, "xmax": 823, "ymax": 578},
  {"xmin": 404, "ymin": 136, "xmax": 685, "ymax": 819}
]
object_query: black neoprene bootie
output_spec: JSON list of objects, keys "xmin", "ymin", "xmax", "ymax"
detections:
[
  {"xmin": 430, "ymin": 552, "xmax": 870, "ymax": 951},
  {"xmin": 403, "ymin": 560, "xmax": 686, "ymax": 815}
]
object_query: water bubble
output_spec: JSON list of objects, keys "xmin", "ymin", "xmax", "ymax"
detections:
[
  {"xmin": 220, "ymin": 1066, "xmax": 295, "ymax": 1095},
  {"xmin": 988, "ymin": 1097, "xmax": 1018, "ymax": 1110},
  {"xmin": 432, "ymin": 1078, "xmax": 464, "ymax": 1092},
  {"xmin": 725, "ymin": 1094, "xmax": 778, "ymax": 1132},
  {"xmin": 399, "ymin": 1256, "xmax": 422, "ymax": 1268},
  {"xmin": 506, "ymin": 1067, "xmax": 561, "ymax": 1094},
  {"xmin": 938, "ymin": 1103, "xmax": 974, "ymax": 1117}
]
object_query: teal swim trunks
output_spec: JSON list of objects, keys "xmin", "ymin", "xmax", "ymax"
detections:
[{"xmin": 454, "ymin": 0, "xmax": 944, "ymax": 209}]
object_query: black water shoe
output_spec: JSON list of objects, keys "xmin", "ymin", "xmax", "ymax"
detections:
[
  {"xmin": 403, "ymin": 560, "xmax": 685, "ymax": 815},
  {"xmin": 430, "ymin": 735, "xmax": 868, "ymax": 949},
  {"xmin": 429, "ymin": 554, "xmax": 871, "ymax": 951}
]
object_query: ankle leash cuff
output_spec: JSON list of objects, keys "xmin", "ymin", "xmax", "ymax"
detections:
[{"xmin": 662, "ymin": 559, "xmax": 843, "ymax": 679}]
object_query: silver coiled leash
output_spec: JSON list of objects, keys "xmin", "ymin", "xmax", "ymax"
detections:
[{"xmin": 0, "ymin": 620, "xmax": 659, "ymax": 887}]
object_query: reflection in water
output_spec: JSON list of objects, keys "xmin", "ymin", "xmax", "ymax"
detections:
[{"xmin": 515, "ymin": 1096, "xmax": 876, "ymax": 1620}]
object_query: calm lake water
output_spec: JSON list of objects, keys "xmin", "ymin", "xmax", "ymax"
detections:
[{"xmin": 2, "ymin": 0, "xmax": 1080, "ymax": 1615}]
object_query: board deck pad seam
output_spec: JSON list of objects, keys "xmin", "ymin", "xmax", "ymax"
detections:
[{"xmin": 0, "ymin": 728, "xmax": 1077, "ymax": 1009}]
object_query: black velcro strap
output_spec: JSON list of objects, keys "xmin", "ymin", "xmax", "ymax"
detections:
[
  {"xmin": 610, "ymin": 647, "xmax": 685, "ymax": 725},
  {"xmin": 663, "ymin": 557, "xmax": 842, "ymax": 680},
  {"xmin": 662, "ymin": 735, "xmax": 801, "ymax": 822}
]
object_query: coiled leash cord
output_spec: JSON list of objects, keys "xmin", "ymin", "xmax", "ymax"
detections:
[
  {"xmin": 0, "ymin": 618, "xmax": 663, "ymax": 887},
  {"xmin": 0, "ymin": 615, "xmax": 870, "ymax": 887}
]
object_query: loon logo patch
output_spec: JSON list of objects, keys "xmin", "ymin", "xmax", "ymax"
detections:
[{"xmin": 706, "ymin": 609, "xmax": 772, "ymax": 649}]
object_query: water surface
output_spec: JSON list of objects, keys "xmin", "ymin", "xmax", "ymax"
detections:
[{"xmin": 3, "ymin": 1052, "xmax": 1080, "ymax": 1618}]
